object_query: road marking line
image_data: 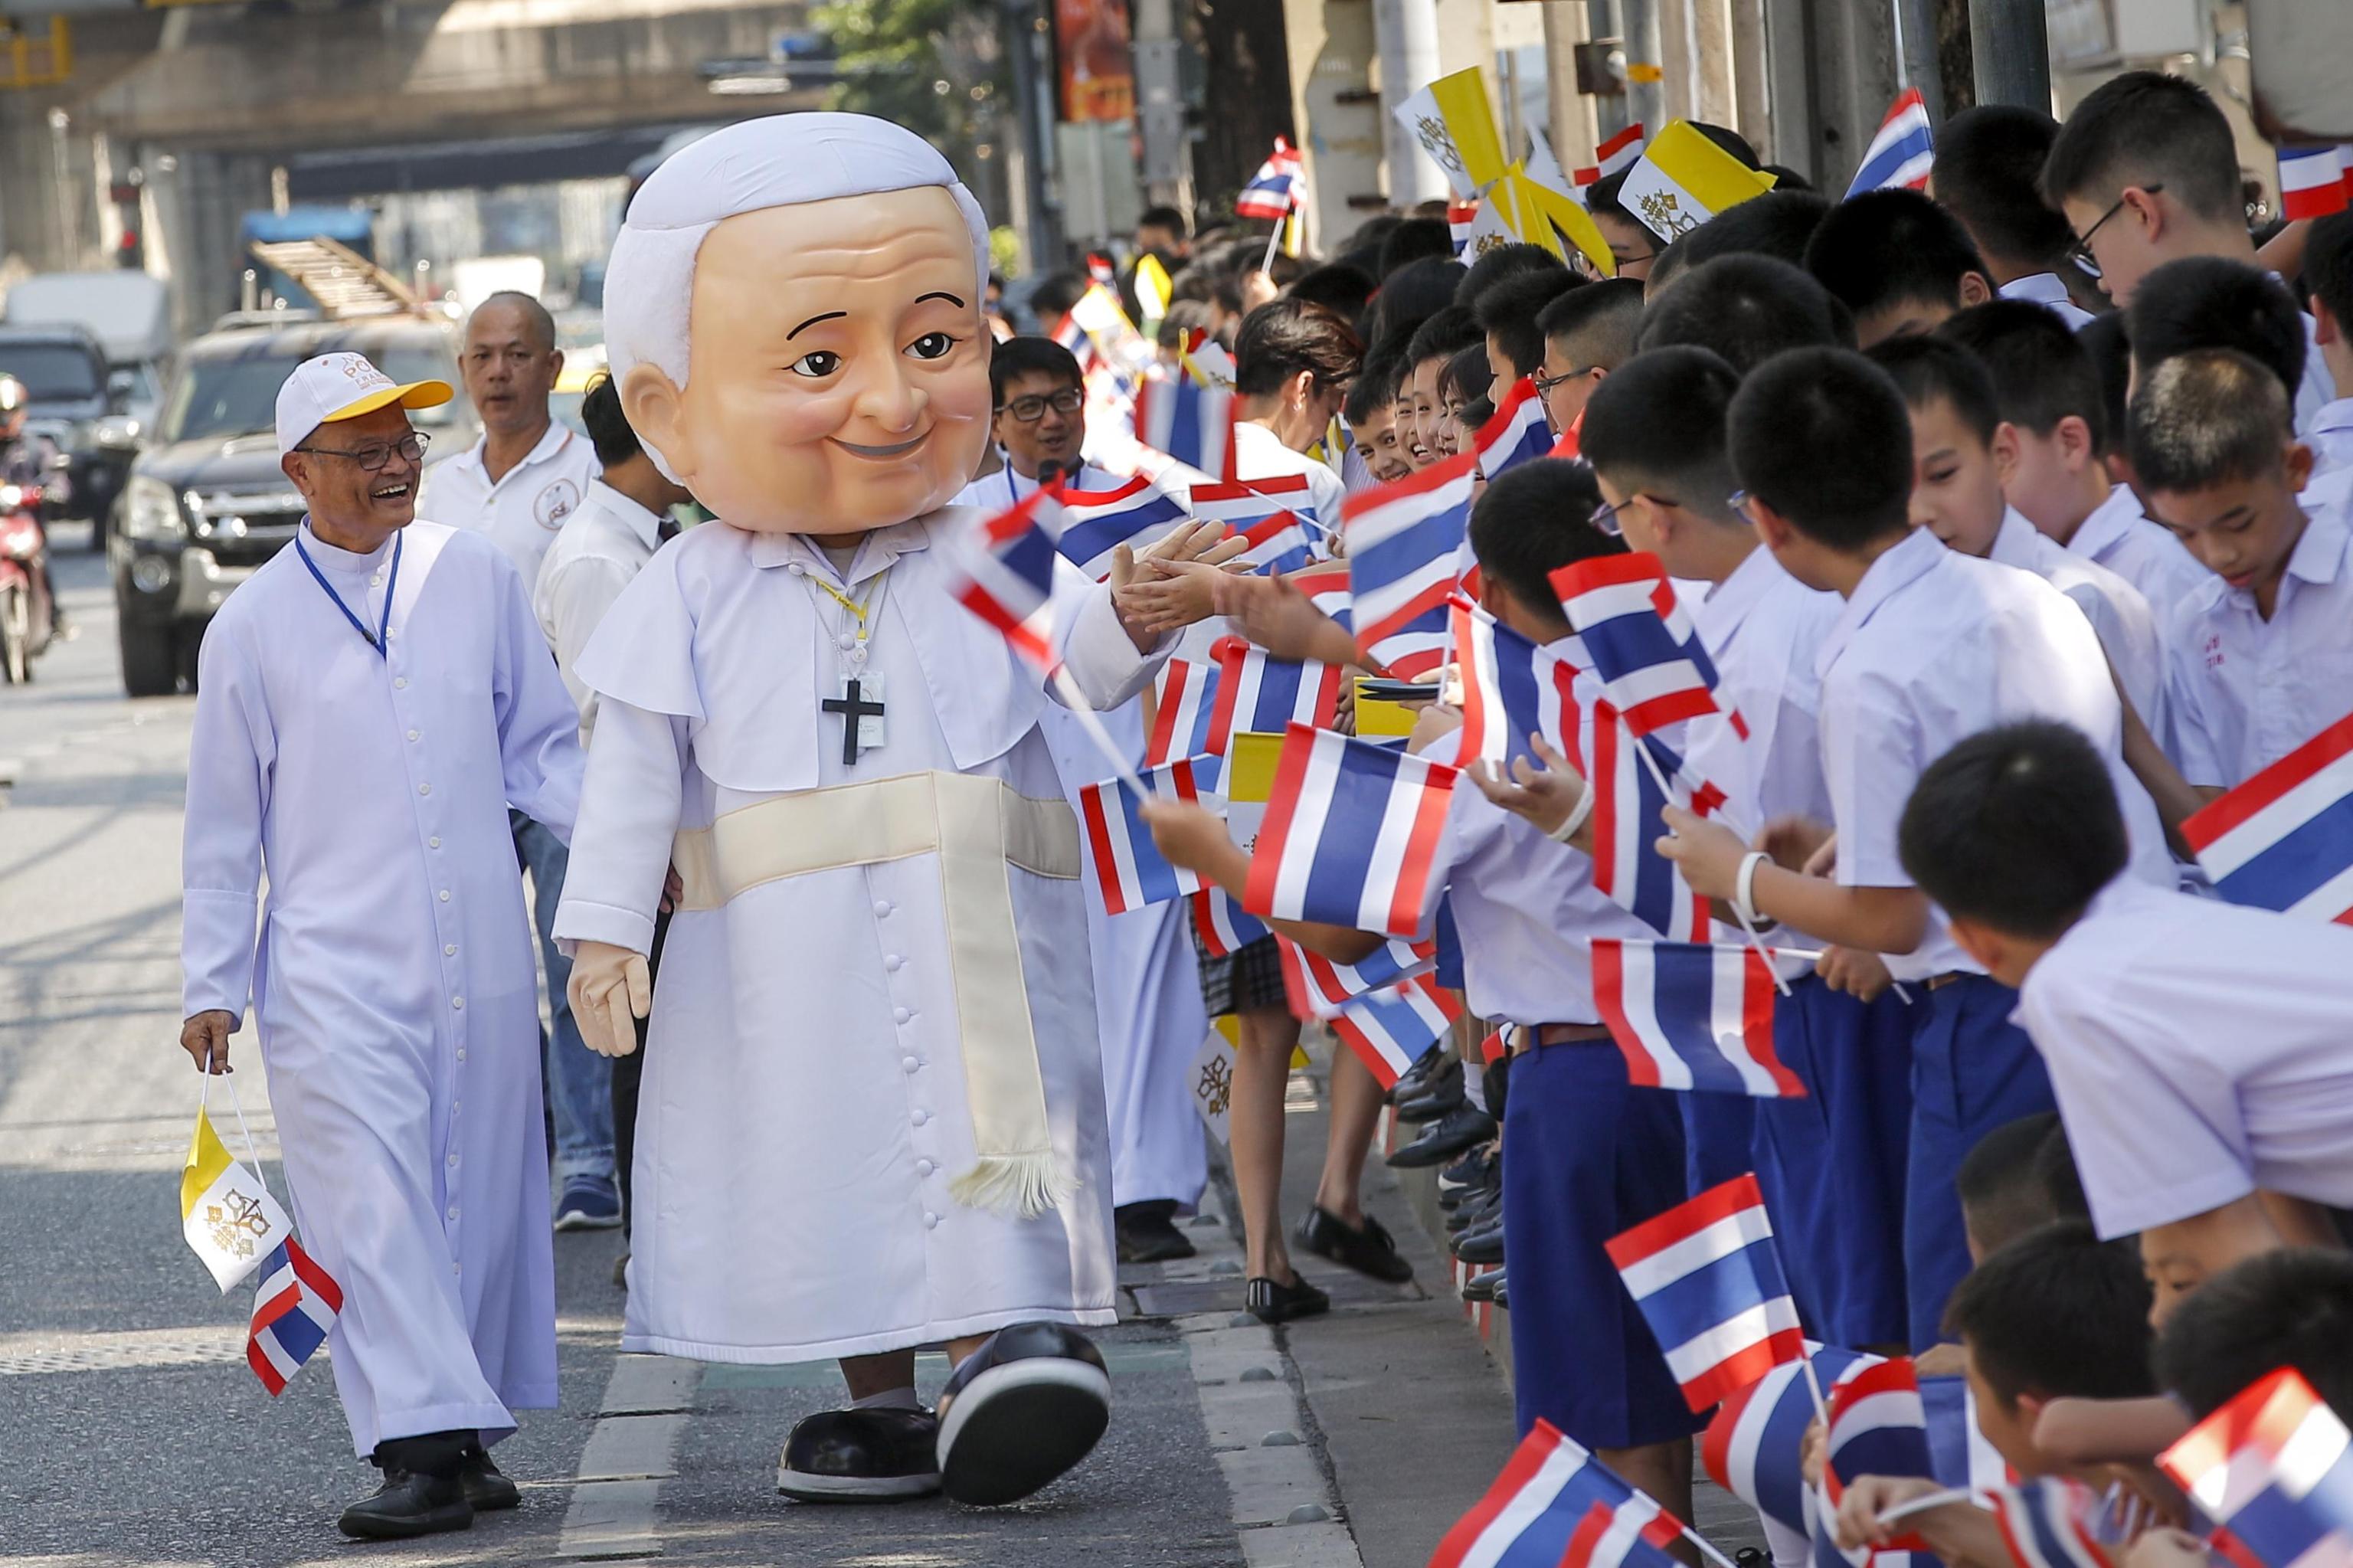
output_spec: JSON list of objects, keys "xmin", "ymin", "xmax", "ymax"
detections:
[{"xmin": 559, "ymin": 1354, "xmax": 701, "ymax": 1560}]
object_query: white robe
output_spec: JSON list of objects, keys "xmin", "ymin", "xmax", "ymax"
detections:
[
  {"xmin": 552, "ymin": 510, "xmax": 1165, "ymax": 1363},
  {"xmin": 181, "ymin": 520, "xmax": 584, "ymax": 1456}
]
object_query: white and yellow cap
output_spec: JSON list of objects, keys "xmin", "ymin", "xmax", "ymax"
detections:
[{"xmin": 274, "ymin": 352, "xmax": 452, "ymax": 455}]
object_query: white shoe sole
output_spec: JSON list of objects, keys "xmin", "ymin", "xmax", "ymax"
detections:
[
  {"xmin": 937, "ymin": 1357, "xmax": 1111, "ymax": 1507},
  {"xmin": 775, "ymin": 1465, "xmax": 941, "ymax": 1503},
  {"xmin": 554, "ymin": 1209, "xmax": 623, "ymax": 1232}
]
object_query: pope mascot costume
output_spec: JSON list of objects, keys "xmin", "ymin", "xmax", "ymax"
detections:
[{"xmin": 553, "ymin": 113, "xmax": 1194, "ymax": 1507}]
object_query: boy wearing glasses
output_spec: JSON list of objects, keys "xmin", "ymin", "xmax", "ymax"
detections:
[{"xmin": 2041, "ymin": 70, "xmax": 2335, "ymax": 430}]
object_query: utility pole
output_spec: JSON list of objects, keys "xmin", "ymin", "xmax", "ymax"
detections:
[
  {"xmin": 1001, "ymin": 0, "xmax": 1062, "ymax": 271},
  {"xmin": 1618, "ymin": 0, "xmax": 1666, "ymax": 142},
  {"xmin": 1133, "ymin": 0, "xmax": 1188, "ymax": 211},
  {"xmin": 1373, "ymin": 0, "xmax": 1448, "ymax": 206},
  {"xmin": 1968, "ymin": 0, "xmax": 2050, "ymax": 109}
]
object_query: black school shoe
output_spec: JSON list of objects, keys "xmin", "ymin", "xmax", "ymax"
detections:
[
  {"xmin": 1387, "ymin": 1105, "xmax": 1499, "ymax": 1169},
  {"xmin": 1454, "ymin": 1220, "xmax": 1505, "ymax": 1267},
  {"xmin": 458, "ymin": 1443, "xmax": 520, "ymax": 1511},
  {"xmin": 1114, "ymin": 1200, "xmax": 1199, "ymax": 1263},
  {"xmin": 1295, "ymin": 1206, "xmax": 1415, "ymax": 1284},
  {"xmin": 1245, "ymin": 1272, "xmax": 1332, "ymax": 1324},
  {"xmin": 338, "ymin": 1466, "xmax": 473, "ymax": 1540},
  {"xmin": 1387, "ymin": 1046, "xmax": 1450, "ymax": 1105},
  {"xmin": 777, "ymin": 1408, "xmax": 942, "ymax": 1502},
  {"xmin": 937, "ymin": 1324, "xmax": 1111, "ymax": 1507}
]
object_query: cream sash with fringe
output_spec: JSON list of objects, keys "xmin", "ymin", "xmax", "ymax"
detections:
[{"xmin": 670, "ymin": 771, "xmax": 1081, "ymax": 1220}]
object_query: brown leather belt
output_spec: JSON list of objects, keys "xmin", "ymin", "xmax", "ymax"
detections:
[
  {"xmin": 1924, "ymin": 972, "xmax": 1971, "ymax": 990},
  {"xmin": 1513, "ymin": 1021, "xmax": 1614, "ymax": 1055}
]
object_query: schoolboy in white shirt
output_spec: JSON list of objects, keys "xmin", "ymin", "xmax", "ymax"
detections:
[
  {"xmin": 1897, "ymin": 720, "xmax": 2353, "ymax": 1282},
  {"xmin": 2134, "ymin": 349, "xmax": 2353, "ymax": 791},
  {"xmin": 2300, "ymin": 213, "xmax": 2353, "ymax": 483},
  {"xmin": 1661, "ymin": 347, "xmax": 2171, "ymax": 1352}
]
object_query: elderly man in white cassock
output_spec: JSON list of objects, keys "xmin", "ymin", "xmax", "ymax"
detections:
[
  {"xmin": 555, "ymin": 113, "xmax": 1232, "ymax": 1508},
  {"xmin": 178, "ymin": 352, "xmax": 585, "ymax": 1540}
]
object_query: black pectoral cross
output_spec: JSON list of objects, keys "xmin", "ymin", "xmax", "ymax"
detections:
[{"xmin": 821, "ymin": 677, "xmax": 887, "ymax": 765}]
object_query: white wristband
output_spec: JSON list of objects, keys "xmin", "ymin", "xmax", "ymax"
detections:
[
  {"xmin": 1548, "ymin": 776, "xmax": 1597, "ymax": 843},
  {"xmin": 1734, "ymin": 849, "xmax": 1771, "ymax": 929}
]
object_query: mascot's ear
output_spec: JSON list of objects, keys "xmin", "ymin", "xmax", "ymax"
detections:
[{"xmin": 620, "ymin": 362, "xmax": 690, "ymax": 484}]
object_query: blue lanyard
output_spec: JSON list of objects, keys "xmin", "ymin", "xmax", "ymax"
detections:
[{"xmin": 296, "ymin": 525, "xmax": 401, "ymax": 657}]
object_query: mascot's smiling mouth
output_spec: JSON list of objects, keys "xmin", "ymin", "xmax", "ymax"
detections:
[{"xmin": 832, "ymin": 431, "xmax": 931, "ymax": 460}]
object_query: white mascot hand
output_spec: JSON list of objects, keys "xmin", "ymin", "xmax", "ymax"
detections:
[{"xmin": 568, "ymin": 941, "xmax": 651, "ymax": 1059}]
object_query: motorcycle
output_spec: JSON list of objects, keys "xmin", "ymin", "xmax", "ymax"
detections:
[{"xmin": 0, "ymin": 481, "xmax": 56, "ymax": 683}]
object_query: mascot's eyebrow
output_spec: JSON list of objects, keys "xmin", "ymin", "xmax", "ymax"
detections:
[
  {"xmin": 916, "ymin": 292, "xmax": 967, "ymax": 308},
  {"xmin": 787, "ymin": 311, "xmax": 848, "ymax": 340}
]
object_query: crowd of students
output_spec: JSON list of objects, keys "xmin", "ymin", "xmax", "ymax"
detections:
[{"xmin": 989, "ymin": 65, "xmax": 2353, "ymax": 1567}]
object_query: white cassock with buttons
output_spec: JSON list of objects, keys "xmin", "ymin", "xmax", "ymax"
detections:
[
  {"xmin": 553, "ymin": 509, "xmax": 1163, "ymax": 1363},
  {"xmin": 180, "ymin": 519, "xmax": 584, "ymax": 1456}
]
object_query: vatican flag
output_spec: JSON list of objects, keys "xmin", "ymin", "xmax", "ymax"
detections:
[
  {"xmin": 1618, "ymin": 119, "xmax": 1778, "ymax": 244},
  {"xmin": 181, "ymin": 1105, "xmax": 292, "ymax": 1293}
]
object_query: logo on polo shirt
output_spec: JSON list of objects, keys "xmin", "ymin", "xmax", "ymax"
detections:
[
  {"xmin": 2204, "ymin": 632, "xmax": 2224, "ymax": 671},
  {"xmin": 534, "ymin": 479, "xmax": 581, "ymax": 531}
]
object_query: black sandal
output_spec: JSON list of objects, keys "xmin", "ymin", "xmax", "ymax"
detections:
[{"xmin": 1245, "ymin": 1272, "xmax": 1331, "ymax": 1324}]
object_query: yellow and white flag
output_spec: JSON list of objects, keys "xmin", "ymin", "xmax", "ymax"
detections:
[
  {"xmin": 1393, "ymin": 67, "xmax": 1510, "ymax": 200},
  {"xmin": 1618, "ymin": 119, "xmax": 1778, "ymax": 244},
  {"xmin": 1134, "ymin": 251, "xmax": 1173, "ymax": 333},
  {"xmin": 181, "ymin": 1105, "xmax": 291, "ymax": 1293}
]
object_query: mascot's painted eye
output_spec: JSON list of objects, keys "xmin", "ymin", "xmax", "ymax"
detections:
[
  {"xmin": 905, "ymin": 332, "xmax": 957, "ymax": 362},
  {"xmin": 790, "ymin": 350, "xmax": 842, "ymax": 378}
]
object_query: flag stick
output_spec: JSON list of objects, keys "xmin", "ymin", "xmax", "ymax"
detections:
[
  {"xmin": 1633, "ymin": 736, "xmax": 1791, "ymax": 997},
  {"xmin": 1874, "ymin": 1486, "xmax": 1979, "ymax": 1526},
  {"xmin": 1675, "ymin": 1520, "xmax": 1747, "ymax": 1568},
  {"xmin": 1260, "ymin": 211, "xmax": 1286, "ymax": 277},
  {"xmin": 1049, "ymin": 663, "xmax": 1148, "ymax": 794}
]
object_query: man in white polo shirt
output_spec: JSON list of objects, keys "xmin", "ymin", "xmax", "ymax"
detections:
[{"xmin": 419, "ymin": 290, "xmax": 615, "ymax": 1230}]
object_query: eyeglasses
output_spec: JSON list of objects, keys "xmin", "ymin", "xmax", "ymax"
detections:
[
  {"xmin": 1590, "ymin": 491, "xmax": 1680, "ymax": 539},
  {"xmin": 294, "ymin": 431, "xmax": 430, "ymax": 471},
  {"xmin": 2069, "ymin": 184, "xmax": 2161, "ymax": 279},
  {"xmin": 997, "ymin": 388, "xmax": 1084, "ymax": 423},
  {"xmin": 1532, "ymin": 365, "xmax": 1597, "ymax": 397}
]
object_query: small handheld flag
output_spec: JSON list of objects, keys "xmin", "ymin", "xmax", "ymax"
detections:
[
  {"xmin": 1825, "ymin": 1355, "xmax": 1935, "ymax": 1487},
  {"xmin": 1134, "ymin": 363, "xmax": 1238, "ymax": 480},
  {"xmin": 1146, "ymin": 656, "xmax": 1221, "ymax": 768},
  {"xmin": 1581, "ymin": 703, "xmax": 1716, "ymax": 941},
  {"xmin": 1237, "ymin": 138, "xmax": 1306, "ymax": 221},
  {"xmin": 2181, "ymin": 708, "xmax": 2353, "ymax": 922},
  {"xmin": 1345, "ymin": 452, "xmax": 1478, "ymax": 678},
  {"xmin": 1987, "ymin": 1478, "xmax": 2131, "ymax": 1568},
  {"xmin": 1332, "ymin": 971, "xmax": 1461, "ymax": 1087},
  {"xmin": 2279, "ymin": 147, "xmax": 2350, "ymax": 223},
  {"xmin": 1275, "ymin": 932, "xmax": 1435, "ymax": 1021},
  {"xmin": 2158, "ymin": 1367, "xmax": 2353, "ymax": 1568},
  {"xmin": 1846, "ymin": 90, "xmax": 1936, "ymax": 199},
  {"xmin": 1451, "ymin": 597, "xmax": 1582, "ymax": 770},
  {"xmin": 1078, "ymin": 757, "xmax": 1216, "ymax": 915},
  {"xmin": 1053, "ymin": 474, "xmax": 1190, "ymax": 581},
  {"xmin": 1471, "ymin": 377, "xmax": 1554, "ymax": 481},
  {"xmin": 1561, "ymin": 1495, "xmax": 1687, "ymax": 1568},
  {"xmin": 1575, "ymin": 123, "xmax": 1648, "ymax": 187},
  {"xmin": 1448, "ymin": 198, "xmax": 1481, "ymax": 256},
  {"xmin": 1550, "ymin": 552, "xmax": 1722, "ymax": 736},
  {"xmin": 1189, "ymin": 473, "xmax": 1325, "ymax": 534},
  {"xmin": 951, "ymin": 489, "xmax": 1062, "ymax": 673},
  {"xmin": 1245, "ymin": 722, "xmax": 1458, "ymax": 939},
  {"xmin": 1428, "ymin": 1419, "xmax": 1641, "ymax": 1568},
  {"xmin": 1618, "ymin": 119, "xmax": 1775, "ymax": 244},
  {"xmin": 182, "ymin": 1103, "xmax": 294, "ymax": 1293},
  {"xmin": 1591, "ymin": 938, "xmax": 1805, "ymax": 1098},
  {"xmin": 247, "ymin": 1236, "xmax": 344, "ymax": 1396},
  {"xmin": 1393, "ymin": 69, "xmax": 1509, "ymax": 201},
  {"xmin": 1604, "ymin": 1172, "xmax": 1805, "ymax": 1413},
  {"xmin": 1704, "ymin": 1345, "xmax": 1883, "ymax": 1534},
  {"xmin": 1206, "ymin": 640, "xmax": 1343, "ymax": 756}
]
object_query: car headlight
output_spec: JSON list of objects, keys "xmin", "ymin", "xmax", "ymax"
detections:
[
  {"xmin": 95, "ymin": 415, "xmax": 142, "ymax": 450},
  {"xmin": 121, "ymin": 474, "xmax": 186, "ymax": 542}
]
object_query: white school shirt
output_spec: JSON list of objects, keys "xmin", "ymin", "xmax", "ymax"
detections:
[
  {"xmin": 1998, "ymin": 272, "xmax": 2097, "ymax": 331},
  {"xmin": 2068, "ymin": 483, "xmax": 2212, "ymax": 625},
  {"xmin": 1422, "ymin": 709, "xmax": 1656, "ymax": 1027},
  {"xmin": 2298, "ymin": 313, "xmax": 2340, "ymax": 438},
  {"xmin": 1230, "ymin": 418, "xmax": 1347, "ymax": 538},
  {"xmin": 2017, "ymin": 877, "xmax": 2353, "ymax": 1237},
  {"xmin": 2306, "ymin": 397, "xmax": 2353, "ymax": 478},
  {"xmin": 2164, "ymin": 496, "xmax": 2353, "ymax": 788},
  {"xmin": 1816, "ymin": 528, "xmax": 2171, "ymax": 982},
  {"xmin": 533, "ymin": 480, "xmax": 670, "ymax": 745},
  {"xmin": 414, "ymin": 423, "xmax": 601, "ymax": 596},
  {"xmin": 1988, "ymin": 507, "xmax": 2166, "ymax": 732}
]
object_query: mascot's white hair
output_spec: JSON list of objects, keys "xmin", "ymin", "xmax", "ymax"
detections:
[{"xmin": 601, "ymin": 113, "xmax": 992, "ymax": 481}]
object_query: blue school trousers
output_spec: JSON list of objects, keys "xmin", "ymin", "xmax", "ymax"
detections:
[
  {"xmin": 1501, "ymin": 1039, "xmax": 1702, "ymax": 1449},
  {"xmin": 1681, "ymin": 1095, "xmax": 1756, "ymax": 1196},
  {"xmin": 1752, "ymin": 975, "xmax": 1915, "ymax": 1348},
  {"xmin": 1904, "ymin": 973, "xmax": 2055, "ymax": 1350}
]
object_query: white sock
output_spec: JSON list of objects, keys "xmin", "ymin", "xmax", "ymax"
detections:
[
  {"xmin": 851, "ymin": 1386, "xmax": 921, "ymax": 1412},
  {"xmin": 1463, "ymin": 1069, "xmax": 1488, "ymax": 1115}
]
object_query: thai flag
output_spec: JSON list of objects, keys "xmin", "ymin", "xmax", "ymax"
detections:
[
  {"xmin": 1705, "ymin": 1345, "xmax": 1882, "ymax": 1534},
  {"xmin": 1846, "ymin": 89, "xmax": 1936, "ymax": 200},
  {"xmin": 1190, "ymin": 885, "xmax": 1268, "ymax": 957},
  {"xmin": 1053, "ymin": 474, "xmax": 1191, "ymax": 580},
  {"xmin": 1134, "ymin": 365, "xmax": 1238, "ymax": 480},
  {"xmin": 1078, "ymin": 757, "xmax": 1212, "ymax": 915},
  {"xmin": 1988, "ymin": 1478, "xmax": 2133, "ymax": 1568},
  {"xmin": 1229, "ymin": 511, "xmax": 1320, "ymax": 575},
  {"xmin": 1560, "ymin": 1496, "xmax": 1687, "ymax": 1568},
  {"xmin": 1473, "ymin": 377, "xmax": 1554, "ymax": 481},
  {"xmin": 2181, "ymin": 709, "xmax": 2353, "ymax": 924},
  {"xmin": 247, "ymin": 1237, "xmax": 342, "ymax": 1396},
  {"xmin": 2159, "ymin": 1367, "xmax": 2353, "ymax": 1568},
  {"xmin": 1275, "ymin": 932, "xmax": 1435, "ymax": 1020},
  {"xmin": 1575, "ymin": 123, "xmax": 1648, "ymax": 187},
  {"xmin": 1603, "ymin": 1171, "xmax": 1806, "ymax": 1413},
  {"xmin": 1448, "ymin": 198, "xmax": 1481, "ymax": 256},
  {"xmin": 1430, "ymin": 1419, "xmax": 1642, "ymax": 1568},
  {"xmin": 1345, "ymin": 452, "xmax": 1478, "ymax": 678},
  {"xmin": 1206, "ymin": 641, "xmax": 1343, "ymax": 755},
  {"xmin": 1245, "ymin": 723, "xmax": 1458, "ymax": 939},
  {"xmin": 1591, "ymin": 938, "xmax": 1804, "ymax": 1098},
  {"xmin": 1827, "ymin": 1355, "xmax": 1935, "ymax": 1487},
  {"xmin": 1815, "ymin": 1472, "xmax": 1929, "ymax": 1568},
  {"xmin": 2279, "ymin": 147, "xmax": 2350, "ymax": 222},
  {"xmin": 1292, "ymin": 561, "xmax": 1355, "ymax": 633},
  {"xmin": 1051, "ymin": 309, "xmax": 1099, "ymax": 376},
  {"xmin": 1333, "ymin": 972, "xmax": 1462, "ymax": 1087},
  {"xmin": 1453, "ymin": 598, "xmax": 1582, "ymax": 770},
  {"xmin": 1551, "ymin": 552, "xmax": 1722, "ymax": 735},
  {"xmin": 1580, "ymin": 702, "xmax": 1716, "ymax": 941},
  {"xmin": 952, "ymin": 488, "xmax": 1063, "ymax": 672},
  {"xmin": 1236, "ymin": 138, "xmax": 1305, "ymax": 221},
  {"xmin": 1190, "ymin": 473, "xmax": 1325, "ymax": 534},
  {"xmin": 1146, "ymin": 656, "xmax": 1221, "ymax": 768}
]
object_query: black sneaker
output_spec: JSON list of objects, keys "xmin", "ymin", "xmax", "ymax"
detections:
[
  {"xmin": 457, "ymin": 1444, "xmax": 519, "ymax": 1511},
  {"xmin": 1114, "ymin": 1200, "xmax": 1199, "ymax": 1263},
  {"xmin": 1438, "ymin": 1144, "xmax": 1494, "ymax": 1203},
  {"xmin": 1245, "ymin": 1272, "xmax": 1332, "ymax": 1324},
  {"xmin": 777, "ymin": 1407, "xmax": 942, "ymax": 1502},
  {"xmin": 1294, "ymin": 1206, "xmax": 1414, "ymax": 1284},
  {"xmin": 338, "ymin": 1466, "xmax": 473, "ymax": 1540}
]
